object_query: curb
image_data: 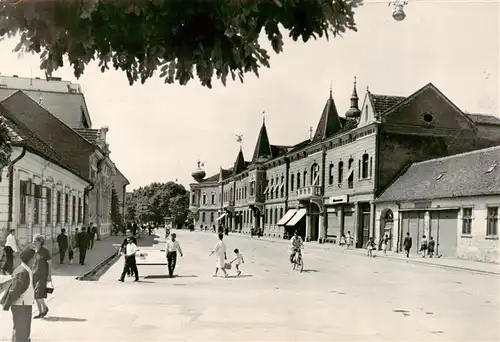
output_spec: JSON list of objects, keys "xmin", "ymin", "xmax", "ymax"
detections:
[
  {"xmin": 75, "ymin": 249, "xmax": 120, "ymax": 280},
  {"xmin": 226, "ymin": 232, "xmax": 500, "ymax": 276}
]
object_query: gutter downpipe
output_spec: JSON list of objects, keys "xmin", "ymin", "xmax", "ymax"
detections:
[{"xmin": 7, "ymin": 145, "xmax": 27, "ymax": 234}]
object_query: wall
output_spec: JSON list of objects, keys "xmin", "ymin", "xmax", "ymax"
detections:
[
  {"xmin": 195, "ymin": 182, "xmax": 219, "ymax": 228},
  {"xmin": 0, "ymin": 147, "xmax": 89, "ymax": 256},
  {"xmin": 263, "ymin": 160, "xmax": 287, "ymax": 237},
  {"xmin": 375, "ymin": 196, "xmax": 500, "ymax": 263}
]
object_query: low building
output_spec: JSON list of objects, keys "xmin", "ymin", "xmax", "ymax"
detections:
[
  {"xmin": 0, "ymin": 109, "xmax": 90, "ymax": 254},
  {"xmin": 374, "ymin": 146, "xmax": 500, "ymax": 263}
]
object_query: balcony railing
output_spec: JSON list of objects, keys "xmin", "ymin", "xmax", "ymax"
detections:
[
  {"xmin": 296, "ymin": 185, "xmax": 322, "ymax": 201},
  {"xmin": 189, "ymin": 203, "xmax": 199, "ymax": 213}
]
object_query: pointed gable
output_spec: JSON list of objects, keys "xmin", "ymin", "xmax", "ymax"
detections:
[
  {"xmin": 233, "ymin": 148, "xmax": 246, "ymax": 175},
  {"xmin": 312, "ymin": 91, "xmax": 343, "ymax": 142},
  {"xmin": 252, "ymin": 121, "xmax": 273, "ymax": 162}
]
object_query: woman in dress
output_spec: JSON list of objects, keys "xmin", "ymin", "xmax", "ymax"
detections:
[
  {"xmin": 32, "ymin": 234, "xmax": 52, "ymax": 318},
  {"xmin": 209, "ymin": 234, "xmax": 228, "ymax": 277}
]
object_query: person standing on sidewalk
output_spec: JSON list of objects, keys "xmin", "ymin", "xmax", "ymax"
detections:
[
  {"xmin": 1, "ymin": 247, "xmax": 36, "ymax": 342},
  {"xmin": 5, "ymin": 229, "xmax": 20, "ymax": 270},
  {"xmin": 165, "ymin": 233, "xmax": 183, "ymax": 278},
  {"xmin": 120, "ymin": 230, "xmax": 137, "ymax": 277},
  {"xmin": 32, "ymin": 234, "xmax": 52, "ymax": 319},
  {"xmin": 88, "ymin": 224, "xmax": 96, "ymax": 250},
  {"xmin": 56, "ymin": 229, "xmax": 69, "ymax": 264},
  {"xmin": 118, "ymin": 237, "xmax": 139, "ymax": 282},
  {"xmin": 77, "ymin": 228, "xmax": 89, "ymax": 265},
  {"xmin": 403, "ymin": 232, "xmax": 412, "ymax": 258}
]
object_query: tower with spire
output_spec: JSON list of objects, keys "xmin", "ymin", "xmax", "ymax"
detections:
[
  {"xmin": 311, "ymin": 84, "xmax": 343, "ymax": 142},
  {"xmin": 252, "ymin": 113, "xmax": 273, "ymax": 163},
  {"xmin": 345, "ymin": 77, "xmax": 361, "ymax": 120},
  {"xmin": 191, "ymin": 160, "xmax": 206, "ymax": 182}
]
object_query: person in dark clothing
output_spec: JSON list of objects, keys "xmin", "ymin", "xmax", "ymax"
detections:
[
  {"xmin": 118, "ymin": 237, "xmax": 139, "ymax": 282},
  {"xmin": 132, "ymin": 222, "xmax": 138, "ymax": 237},
  {"xmin": 78, "ymin": 228, "xmax": 89, "ymax": 265},
  {"xmin": 0, "ymin": 245, "xmax": 14, "ymax": 275},
  {"xmin": 89, "ymin": 225, "xmax": 98, "ymax": 249},
  {"xmin": 403, "ymin": 232, "xmax": 412, "ymax": 258},
  {"xmin": 56, "ymin": 229, "xmax": 69, "ymax": 264},
  {"xmin": 427, "ymin": 236, "xmax": 436, "ymax": 258},
  {"xmin": 120, "ymin": 230, "xmax": 137, "ymax": 277}
]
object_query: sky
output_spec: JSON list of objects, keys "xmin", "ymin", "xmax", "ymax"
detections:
[{"xmin": 0, "ymin": 0, "xmax": 498, "ymax": 191}]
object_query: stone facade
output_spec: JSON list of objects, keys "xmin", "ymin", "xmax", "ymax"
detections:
[{"xmin": 190, "ymin": 81, "xmax": 500, "ymax": 248}]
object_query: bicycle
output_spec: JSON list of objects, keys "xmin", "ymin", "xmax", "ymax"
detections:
[{"xmin": 292, "ymin": 249, "xmax": 304, "ymax": 273}]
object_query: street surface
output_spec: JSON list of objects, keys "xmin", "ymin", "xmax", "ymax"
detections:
[{"xmin": 1, "ymin": 229, "xmax": 499, "ymax": 341}]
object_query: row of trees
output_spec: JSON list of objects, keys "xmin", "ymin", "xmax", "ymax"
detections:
[{"xmin": 125, "ymin": 181, "xmax": 190, "ymax": 228}]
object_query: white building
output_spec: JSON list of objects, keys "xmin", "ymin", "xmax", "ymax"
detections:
[
  {"xmin": 0, "ymin": 112, "xmax": 90, "ymax": 253},
  {"xmin": 375, "ymin": 146, "xmax": 500, "ymax": 263}
]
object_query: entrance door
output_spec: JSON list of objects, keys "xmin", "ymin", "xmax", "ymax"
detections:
[
  {"xmin": 343, "ymin": 211, "xmax": 355, "ymax": 237},
  {"xmin": 400, "ymin": 211, "xmax": 425, "ymax": 254},
  {"xmin": 430, "ymin": 210, "xmax": 459, "ymax": 258},
  {"xmin": 327, "ymin": 211, "xmax": 341, "ymax": 243}
]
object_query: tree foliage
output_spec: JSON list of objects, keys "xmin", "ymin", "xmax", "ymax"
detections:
[
  {"xmin": 0, "ymin": 0, "xmax": 362, "ymax": 88},
  {"xmin": 0, "ymin": 119, "xmax": 12, "ymax": 172},
  {"xmin": 125, "ymin": 181, "xmax": 189, "ymax": 227}
]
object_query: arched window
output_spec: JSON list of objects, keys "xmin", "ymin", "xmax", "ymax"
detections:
[
  {"xmin": 290, "ymin": 174, "xmax": 295, "ymax": 191},
  {"xmin": 202, "ymin": 193, "xmax": 207, "ymax": 205},
  {"xmin": 280, "ymin": 176, "xmax": 285, "ymax": 197},
  {"xmin": 210, "ymin": 212, "xmax": 214, "ymax": 222},
  {"xmin": 202, "ymin": 212, "xmax": 206, "ymax": 223},
  {"xmin": 311, "ymin": 163, "xmax": 320, "ymax": 185},
  {"xmin": 230, "ymin": 188, "xmax": 233, "ymax": 201},
  {"xmin": 275, "ymin": 177, "xmax": 279, "ymax": 197},
  {"xmin": 297, "ymin": 172, "xmax": 301, "ymax": 188},
  {"xmin": 211, "ymin": 193, "xmax": 215, "ymax": 204},
  {"xmin": 338, "ymin": 161, "xmax": 344, "ymax": 183},
  {"xmin": 362, "ymin": 153, "xmax": 369, "ymax": 179},
  {"xmin": 303, "ymin": 171, "xmax": 307, "ymax": 186},
  {"xmin": 329, "ymin": 164, "xmax": 334, "ymax": 185}
]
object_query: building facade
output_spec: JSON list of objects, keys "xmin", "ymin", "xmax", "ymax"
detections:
[
  {"xmin": 0, "ymin": 112, "xmax": 90, "ymax": 254},
  {"xmin": 190, "ymin": 80, "xmax": 500, "ymax": 248},
  {"xmin": 375, "ymin": 146, "xmax": 500, "ymax": 263}
]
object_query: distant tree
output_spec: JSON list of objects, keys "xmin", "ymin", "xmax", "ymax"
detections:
[
  {"xmin": 125, "ymin": 181, "xmax": 189, "ymax": 227},
  {"xmin": 0, "ymin": 0, "xmax": 361, "ymax": 88},
  {"xmin": 0, "ymin": 119, "xmax": 12, "ymax": 181},
  {"xmin": 110, "ymin": 187, "xmax": 122, "ymax": 234}
]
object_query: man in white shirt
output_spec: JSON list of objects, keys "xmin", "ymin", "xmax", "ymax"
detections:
[
  {"xmin": 118, "ymin": 237, "xmax": 139, "ymax": 282},
  {"xmin": 166, "ymin": 233, "xmax": 183, "ymax": 278},
  {"xmin": 5, "ymin": 229, "xmax": 19, "ymax": 253}
]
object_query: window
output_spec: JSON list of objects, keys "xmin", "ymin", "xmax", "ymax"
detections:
[
  {"xmin": 211, "ymin": 193, "xmax": 215, "ymax": 204},
  {"xmin": 56, "ymin": 191, "xmax": 61, "ymax": 224},
  {"xmin": 329, "ymin": 164, "xmax": 334, "ymax": 185},
  {"xmin": 290, "ymin": 174, "xmax": 294, "ymax": 191},
  {"xmin": 244, "ymin": 186, "xmax": 247, "ymax": 199},
  {"xmin": 280, "ymin": 207, "xmax": 283, "ymax": 219},
  {"xmin": 369, "ymin": 157, "xmax": 373, "ymax": 177},
  {"xmin": 362, "ymin": 153, "xmax": 369, "ymax": 178},
  {"xmin": 311, "ymin": 163, "xmax": 320, "ymax": 185},
  {"xmin": 297, "ymin": 173, "xmax": 301, "ymax": 188},
  {"xmin": 191, "ymin": 194, "xmax": 195, "ymax": 203},
  {"xmin": 72, "ymin": 195, "xmax": 76, "ymax": 224},
  {"xmin": 338, "ymin": 161, "xmax": 344, "ymax": 184},
  {"xmin": 250, "ymin": 181, "xmax": 255, "ymax": 196},
  {"xmin": 303, "ymin": 171, "xmax": 307, "ymax": 186},
  {"xmin": 33, "ymin": 185, "xmax": 42, "ymax": 225},
  {"xmin": 78, "ymin": 197, "xmax": 82, "ymax": 223},
  {"xmin": 202, "ymin": 193, "xmax": 207, "ymax": 205},
  {"xmin": 486, "ymin": 207, "xmax": 498, "ymax": 236},
  {"xmin": 64, "ymin": 193, "xmax": 69, "ymax": 224},
  {"xmin": 210, "ymin": 212, "xmax": 214, "ymax": 223},
  {"xmin": 19, "ymin": 181, "xmax": 28, "ymax": 224},
  {"xmin": 265, "ymin": 209, "xmax": 269, "ymax": 224},
  {"xmin": 46, "ymin": 188, "xmax": 52, "ymax": 224},
  {"xmin": 365, "ymin": 105, "xmax": 368, "ymax": 121},
  {"xmin": 461, "ymin": 208, "xmax": 472, "ymax": 235},
  {"xmin": 274, "ymin": 208, "xmax": 278, "ymax": 224},
  {"xmin": 202, "ymin": 212, "xmax": 206, "ymax": 223}
]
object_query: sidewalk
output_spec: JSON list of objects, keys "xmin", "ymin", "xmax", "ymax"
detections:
[
  {"xmin": 0, "ymin": 235, "xmax": 124, "ymax": 293},
  {"xmin": 221, "ymin": 230, "xmax": 500, "ymax": 275}
]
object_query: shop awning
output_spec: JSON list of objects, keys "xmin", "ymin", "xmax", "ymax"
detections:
[
  {"xmin": 277, "ymin": 209, "xmax": 298, "ymax": 226},
  {"xmin": 285, "ymin": 208, "xmax": 307, "ymax": 227},
  {"xmin": 263, "ymin": 186, "xmax": 270, "ymax": 195},
  {"xmin": 216, "ymin": 213, "xmax": 227, "ymax": 221},
  {"xmin": 278, "ymin": 182, "xmax": 285, "ymax": 193}
]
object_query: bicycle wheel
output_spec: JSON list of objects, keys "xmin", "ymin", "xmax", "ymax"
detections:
[{"xmin": 298, "ymin": 256, "xmax": 304, "ymax": 273}]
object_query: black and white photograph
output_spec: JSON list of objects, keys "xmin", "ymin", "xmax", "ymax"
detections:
[{"xmin": 0, "ymin": 0, "xmax": 498, "ymax": 341}]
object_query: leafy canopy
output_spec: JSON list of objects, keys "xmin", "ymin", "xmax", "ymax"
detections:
[
  {"xmin": 126, "ymin": 181, "xmax": 189, "ymax": 227},
  {"xmin": 0, "ymin": 0, "xmax": 362, "ymax": 88},
  {"xmin": 110, "ymin": 187, "xmax": 122, "ymax": 227}
]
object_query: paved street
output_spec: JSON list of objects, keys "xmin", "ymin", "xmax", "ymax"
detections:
[{"xmin": 1, "ymin": 229, "xmax": 499, "ymax": 341}]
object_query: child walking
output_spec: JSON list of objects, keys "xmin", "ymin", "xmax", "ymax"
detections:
[
  {"xmin": 230, "ymin": 248, "xmax": 244, "ymax": 276},
  {"xmin": 366, "ymin": 237, "xmax": 375, "ymax": 257}
]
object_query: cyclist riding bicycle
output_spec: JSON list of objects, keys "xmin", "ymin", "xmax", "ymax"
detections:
[{"xmin": 289, "ymin": 231, "xmax": 303, "ymax": 264}]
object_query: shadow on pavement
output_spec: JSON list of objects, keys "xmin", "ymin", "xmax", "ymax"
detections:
[
  {"xmin": 42, "ymin": 316, "xmax": 87, "ymax": 322},
  {"xmin": 144, "ymin": 275, "xmax": 198, "ymax": 279},
  {"xmin": 302, "ymin": 269, "xmax": 319, "ymax": 273},
  {"xmin": 226, "ymin": 274, "xmax": 253, "ymax": 278}
]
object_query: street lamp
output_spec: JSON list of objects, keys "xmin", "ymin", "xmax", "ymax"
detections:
[{"xmin": 389, "ymin": 0, "xmax": 408, "ymax": 22}]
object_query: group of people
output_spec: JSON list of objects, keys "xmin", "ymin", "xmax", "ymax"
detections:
[
  {"xmin": 55, "ymin": 225, "xmax": 99, "ymax": 266},
  {"xmin": 1, "ymin": 233, "xmax": 54, "ymax": 342},
  {"xmin": 209, "ymin": 233, "xmax": 244, "ymax": 277},
  {"xmin": 402, "ymin": 232, "xmax": 436, "ymax": 258}
]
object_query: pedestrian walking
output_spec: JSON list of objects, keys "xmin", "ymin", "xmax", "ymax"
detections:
[
  {"xmin": 420, "ymin": 235, "xmax": 428, "ymax": 257},
  {"xmin": 403, "ymin": 232, "xmax": 412, "ymax": 258},
  {"xmin": 366, "ymin": 237, "xmax": 375, "ymax": 257},
  {"xmin": 339, "ymin": 234, "xmax": 346, "ymax": 247},
  {"xmin": 0, "ymin": 246, "xmax": 14, "ymax": 275},
  {"xmin": 4, "ymin": 229, "xmax": 19, "ymax": 271},
  {"xmin": 118, "ymin": 237, "xmax": 139, "ymax": 282},
  {"xmin": 1, "ymin": 247, "xmax": 36, "ymax": 342},
  {"xmin": 381, "ymin": 234, "xmax": 390, "ymax": 255},
  {"xmin": 229, "ymin": 248, "xmax": 244, "ymax": 276},
  {"xmin": 56, "ymin": 229, "xmax": 69, "ymax": 264},
  {"xmin": 120, "ymin": 230, "xmax": 137, "ymax": 277},
  {"xmin": 209, "ymin": 234, "xmax": 228, "ymax": 277},
  {"xmin": 32, "ymin": 234, "xmax": 52, "ymax": 319},
  {"xmin": 346, "ymin": 231, "xmax": 353, "ymax": 249},
  {"xmin": 165, "ymin": 233, "xmax": 183, "ymax": 277},
  {"xmin": 427, "ymin": 236, "xmax": 435, "ymax": 258},
  {"xmin": 77, "ymin": 228, "xmax": 89, "ymax": 265}
]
